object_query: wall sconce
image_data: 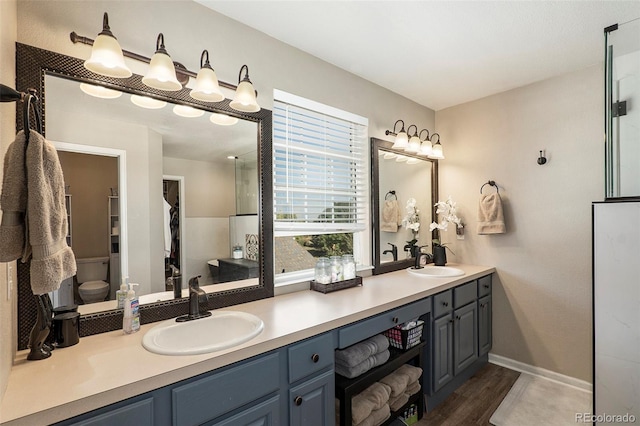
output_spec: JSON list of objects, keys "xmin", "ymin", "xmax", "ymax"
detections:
[
  {"xmin": 190, "ymin": 50, "xmax": 224, "ymax": 103},
  {"xmin": 429, "ymin": 133, "xmax": 444, "ymax": 160},
  {"xmin": 72, "ymin": 11, "xmax": 260, "ymax": 110},
  {"xmin": 386, "ymin": 120, "xmax": 408, "ymax": 149},
  {"xmin": 418, "ymin": 129, "xmax": 432, "ymax": 156},
  {"xmin": 83, "ymin": 12, "xmax": 132, "ymax": 78},
  {"xmin": 230, "ymin": 65, "xmax": 260, "ymax": 112},
  {"xmin": 405, "ymin": 125, "xmax": 421, "ymax": 153},
  {"xmin": 142, "ymin": 33, "xmax": 182, "ymax": 91}
]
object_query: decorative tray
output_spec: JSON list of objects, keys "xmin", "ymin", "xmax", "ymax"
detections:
[{"xmin": 310, "ymin": 276, "xmax": 363, "ymax": 294}]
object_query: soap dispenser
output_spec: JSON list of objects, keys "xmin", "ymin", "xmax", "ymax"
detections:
[
  {"xmin": 123, "ymin": 283, "xmax": 140, "ymax": 334},
  {"xmin": 116, "ymin": 276, "xmax": 129, "ymax": 309}
]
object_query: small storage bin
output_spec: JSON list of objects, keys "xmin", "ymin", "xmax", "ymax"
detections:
[{"xmin": 383, "ymin": 320, "xmax": 424, "ymax": 350}]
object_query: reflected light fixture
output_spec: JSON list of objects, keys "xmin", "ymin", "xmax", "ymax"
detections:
[
  {"xmin": 383, "ymin": 151, "xmax": 397, "ymax": 160},
  {"xmin": 418, "ymin": 129, "xmax": 432, "ymax": 156},
  {"xmin": 142, "ymin": 33, "xmax": 182, "ymax": 91},
  {"xmin": 210, "ymin": 113, "xmax": 238, "ymax": 126},
  {"xmin": 130, "ymin": 94, "xmax": 167, "ymax": 109},
  {"xmin": 387, "ymin": 120, "xmax": 408, "ymax": 149},
  {"xmin": 190, "ymin": 50, "xmax": 224, "ymax": 103},
  {"xmin": 79, "ymin": 83, "xmax": 122, "ymax": 99},
  {"xmin": 173, "ymin": 104, "xmax": 204, "ymax": 118},
  {"xmin": 405, "ymin": 124, "xmax": 420, "ymax": 153},
  {"xmin": 230, "ymin": 65, "xmax": 260, "ymax": 112},
  {"xmin": 407, "ymin": 157, "xmax": 421, "ymax": 165},
  {"xmin": 395, "ymin": 155, "xmax": 408, "ymax": 163},
  {"xmin": 83, "ymin": 12, "xmax": 132, "ymax": 78},
  {"xmin": 429, "ymin": 133, "xmax": 444, "ymax": 160}
]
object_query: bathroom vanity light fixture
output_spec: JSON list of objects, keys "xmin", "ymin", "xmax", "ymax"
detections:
[
  {"xmin": 405, "ymin": 125, "xmax": 421, "ymax": 153},
  {"xmin": 82, "ymin": 13, "xmax": 132, "ymax": 78},
  {"xmin": 190, "ymin": 50, "xmax": 225, "ymax": 103},
  {"xmin": 418, "ymin": 129, "xmax": 432, "ymax": 156},
  {"xmin": 142, "ymin": 33, "xmax": 182, "ymax": 92},
  {"xmin": 79, "ymin": 82, "xmax": 122, "ymax": 99},
  {"xmin": 230, "ymin": 65, "xmax": 261, "ymax": 112},
  {"xmin": 386, "ymin": 120, "xmax": 409, "ymax": 149},
  {"xmin": 429, "ymin": 133, "xmax": 444, "ymax": 160}
]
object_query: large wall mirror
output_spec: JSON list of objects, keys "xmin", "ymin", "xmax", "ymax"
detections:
[
  {"xmin": 371, "ymin": 137, "xmax": 438, "ymax": 274},
  {"xmin": 15, "ymin": 43, "xmax": 273, "ymax": 348}
]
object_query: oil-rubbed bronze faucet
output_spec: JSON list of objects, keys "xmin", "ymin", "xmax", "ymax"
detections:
[
  {"xmin": 176, "ymin": 275, "xmax": 212, "ymax": 322},
  {"xmin": 413, "ymin": 246, "xmax": 432, "ymax": 269}
]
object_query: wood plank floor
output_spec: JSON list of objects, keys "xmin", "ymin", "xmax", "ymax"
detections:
[{"xmin": 416, "ymin": 363, "xmax": 520, "ymax": 426}]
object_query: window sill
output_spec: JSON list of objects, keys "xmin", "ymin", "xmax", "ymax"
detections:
[{"xmin": 274, "ymin": 266, "xmax": 373, "ymax": 296}]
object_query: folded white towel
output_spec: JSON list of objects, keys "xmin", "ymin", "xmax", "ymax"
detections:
[
  {"xmin": 381, "ymin": 200, "xmax": 401, "ymax": 233},
  {"xmin": 477, "ymin": 192, "xmax": 506, "ymax": 234}
]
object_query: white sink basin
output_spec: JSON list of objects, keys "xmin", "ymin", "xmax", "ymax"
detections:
[
  {"xmin": 407, "ymin": 266, "xmax": 465, "ymax": 277},
  {"xmin": 142, "ymin": 311, "xmax": 264, "ymax": 356}
]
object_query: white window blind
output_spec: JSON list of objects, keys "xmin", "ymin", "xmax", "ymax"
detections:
[{"xmin": 273, "ymin": 90, "xmax": 368, "ymax": 234}]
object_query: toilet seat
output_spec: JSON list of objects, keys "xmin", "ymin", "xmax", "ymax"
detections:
[{"xmin": 79, "ymin": 280, "xmax": 109, "ymax": 290}]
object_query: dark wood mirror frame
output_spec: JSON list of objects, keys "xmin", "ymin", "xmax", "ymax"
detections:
[
  {"xmin": 371, "ymin": 137, "xmax": 439, "ymax": 275},
  {"xmin": 14, "ymin": 43, "xmax": 274, "ymax": 349}
]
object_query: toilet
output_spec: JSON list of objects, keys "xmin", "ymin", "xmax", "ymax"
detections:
[{"xmin": 76, "ymin": 257, "xmax": 110, "ymax": 304}]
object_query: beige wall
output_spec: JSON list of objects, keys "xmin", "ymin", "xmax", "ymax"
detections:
[
  {"xmin": 0, "ymin": 0, "xmax": 17, "ymax": 402},
  {"xmin": 436, "ymin": 64, "xmax": 603, "ymax": 382}
]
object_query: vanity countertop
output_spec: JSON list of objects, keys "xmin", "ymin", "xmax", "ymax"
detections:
[{"xmin": 0, "ymin": 263, "xmax": 494, "ymax": 425}]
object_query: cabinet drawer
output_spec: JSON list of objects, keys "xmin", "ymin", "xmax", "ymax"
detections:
[
  {"xmin": 289, "ymin": 333, "xmax": 334, "ymax": 383},
  {"xmin": 454, "ymin": 281, "xmax": 477, "ymax": 308},
  {"xmin": 478, "ymin": 275, "xmax": 492, "ymax": 297},
  {"xmin": 433, "ymin": 290, "xmax": 452, "ymax": 318},
  {"xmin": 338, "ymin": 299, "xmax": 430, "ymax": 348},
  {"xmin": 67, "ymin": 398, "xmax": 154, "ymax": 426},
  {"xmin": 172, "ymin": 352, "xmax": 280, "ymax": 425}
]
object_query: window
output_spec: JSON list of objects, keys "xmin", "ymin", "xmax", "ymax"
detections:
[{"xmin": 273, "ymin": 89, "xmax": 368, "ymax": 282}]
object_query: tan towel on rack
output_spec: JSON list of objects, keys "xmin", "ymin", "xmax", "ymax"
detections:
[
  {"xmin": 0, "ymin": 131, "xmax": 28, "ymax": 261},
  {"xmin": 351, "ymin": 382, "xmax": 392, "ymax": 425},
  {"xmin": 0, "ymin": 130, "xmax": 76, "ymax": 294},
  {"xmin": 381, "ymin": 199, "xmax": 401, "ymax": 232},
  {"xmin": 353, "ymin": 403, "xmax": 390, "ymax": 426},
  {"xmin": 477, "ymin": 192, "xmax": 506, "ymax": 234}
]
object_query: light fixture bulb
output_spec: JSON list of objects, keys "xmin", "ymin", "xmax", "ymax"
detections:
[
  {"xmin": 142, "ymin": 33, "xmax": 182, "ymax": 92},
  {"xmin": 230, "ymin": 65, "xmax": 260, "ymax": 112},
  {"xmin": 429, "ymin": 142, "xmax": 444, "ymax": 160},
  {"xmin": 392, "ymin": 131, "xmax": 408, "ymax": 149},
  {"xmin": 83, "ymin": 13, "xmax": 132, "ymax": 78},
  {"xmin": 130, "ymin": 94, "xmax": 167, "ymax": 109},
  {"xmin": 173, "ymin": 104, "xmax": 204, "ymax": 118},
  {"xmin": 190, "ymin": 50, "xmax": 224, "ymax": 103},
  {"xmin": 79, "ymin": 83, "xmax": 122, "ymax": 99},
  {"xmin": 405, "ymin": 135, "xmax": 421, "ymax": 153},
  {"xmin": 210, "ymin": 113, "xmax": 238, "ymax": 126}
]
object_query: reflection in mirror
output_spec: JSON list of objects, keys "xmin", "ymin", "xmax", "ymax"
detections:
[
  {"xmin": 45, "ymin": 74, "xmax": 258, "ymax": 313},
  {"xmin": 371, "ymin": 137, "xmax": 438, "ymax": 275}
]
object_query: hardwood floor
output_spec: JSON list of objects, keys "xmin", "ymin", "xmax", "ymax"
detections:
[{"xmin": 416, "ymin": 363, "xmax": 520, "ymax": 426}]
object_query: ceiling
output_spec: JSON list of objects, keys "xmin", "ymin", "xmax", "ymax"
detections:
[{"xmin": 196, "ymin": 1, "xmax": 640, "ymax": 111}]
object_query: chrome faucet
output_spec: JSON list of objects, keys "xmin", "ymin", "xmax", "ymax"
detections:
[
  {"xmin": 176, "ymin": 275, "xmax": 212, "ymax": 322},
  {"xmin": 413, "ymin": 246, "xmax": 432, "ymax": 269},
  {"xmin": 382, "ymin": 243, "xmax": 398, "ymax": 261}
]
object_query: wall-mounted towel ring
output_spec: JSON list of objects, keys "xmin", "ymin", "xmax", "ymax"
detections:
[
  {"xmin": 385, "ymin": 190, "xmax": 397, "ymax": 200},
  {"xmin": 480, "ymin": 180, "xmax": 499, "ymax": 194}
]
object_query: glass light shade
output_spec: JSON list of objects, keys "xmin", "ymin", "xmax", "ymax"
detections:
[
  {"xmin": 383, "ymin": 152, "xmax": 397, "ymax": 160},
  {"xmin": 79, "ymin": 83, "xmax": 122, "ymax": 99},
  {"xmin": 173, "ymin": 105, "xmax": 204, "ymax": 118},
  {"xmin": 391, "ymin": 131, "xmax": 408, "ymax": 149},
  {"xmin": 190, "ymin": 67, "xmax": 224, "ymax": 102},
  {"xmin": 418, "ymin": 141, "xmax": 432, "ymax": 156},
  {"xmin": 130, "ymin": 95, "xmax": 167, "ymax": 109},
  {"xmin": 395, "ymin": 155, "xmax": 408, "ymax": 163},
  {"xmin": 405, "ymin": 135, "xmax": 421, "ymax": 153},
  {"xmin": 429, "ymin": 142, "xmax": 444, "ymax": 160},
  {"xmin": 210, "ymin": 113, "xmax": 238, "ymax": 126},
  {"xmin": 142, "ymin": 52, "xmax": 182, "ymax": 91},
  {"xmin": 230, "ymin": 80, "xmax": 260, "ymax": 112},
  {"xmin": 84, "ymin": 33, "xmax": 132, "ymax": 78},
  {"xmin": 407, "ymin": 157, "xmax": 421, "ymax": 164}
]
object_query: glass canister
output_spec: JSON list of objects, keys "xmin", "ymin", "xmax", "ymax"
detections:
[
  {"xmin": 314, "ymin": 257, "xmax": 331, "ymax": 284},
  {"xmin": 342, "ymin": 254, "xmax": 356, "ymax": 280},
  {"xmin": 330, "ymin": 255, "xmax": 344, "ymax": 282}
]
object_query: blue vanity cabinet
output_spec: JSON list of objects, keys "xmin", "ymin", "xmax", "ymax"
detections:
[{"xmin": 478, "ymin": 295, "xmax": 492, "ymax": 357}]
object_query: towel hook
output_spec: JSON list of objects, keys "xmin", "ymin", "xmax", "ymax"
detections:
[
  {"xmin": 385, "ymin": 190, "xmax": 397, "ymax": 200},
  {"xmin": 480, "ymin": 180, "xmax": 499, "ymax": 194}
]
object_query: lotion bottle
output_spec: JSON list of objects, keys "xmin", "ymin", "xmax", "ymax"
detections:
[
  {"xmin": 123, "ymin": 283, "xmax": 140, "ymax": 334},
  {"xmin": 116, "ymin": 276, "xmax": 129, "ymax": 309}
]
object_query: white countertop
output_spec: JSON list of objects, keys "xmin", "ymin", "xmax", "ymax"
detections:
[{"xmin": 0, "ymin": 263, "xmax": 494, "ymax": 425}]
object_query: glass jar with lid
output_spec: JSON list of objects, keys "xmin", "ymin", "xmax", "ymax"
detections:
[
  {"xmin": 342, "ymin": 254, "xmax": 356, "ymax": 280},
  {"xmin": 330, "ymin": 255, "xmax": 344, "ymax": 282},
  {"xmin": 314, "ymin": 257, "xmax": 331, "ymax": 284}
]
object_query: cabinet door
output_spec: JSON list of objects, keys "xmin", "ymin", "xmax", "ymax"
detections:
[
  {"xmin": 453, "ymin": 302, "xmax": 478, "ymax": 375},
  {"xmin": 289, "ymin": 370, "xmax": 334, "ymax": 426},
  {"xmin": 432, "ymin": 314, "xmax": 454, "ymax": 392},
  {"xmin": 478, "ymin": 296, "xmax": 492, "ymax": 357},
  {"xmin": 210, "ymin": 396, "xmax": 280, "ymax": 426}
]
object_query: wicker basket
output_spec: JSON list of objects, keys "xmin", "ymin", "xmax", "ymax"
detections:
[{"xmin": 383, "ymin": 320, "xmax": 424, "ymax": 350}]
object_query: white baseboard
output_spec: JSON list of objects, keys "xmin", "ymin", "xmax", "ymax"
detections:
[{"xmin": 488, "ymin": 353, "xmax": 592, "ymax": 392}]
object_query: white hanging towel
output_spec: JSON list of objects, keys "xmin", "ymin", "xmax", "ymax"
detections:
[
  {"xmin": 163, "ymin": 198, "xmax": 172, "ymax": 258},
  {"xmin": 477, "ymin": 193, "xmax": 506, "ymax": 234},
  {"xmin": 381, "ymin": 200, "xmax": 401, "ymax": 232}
]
